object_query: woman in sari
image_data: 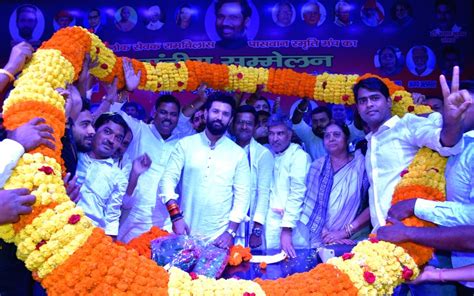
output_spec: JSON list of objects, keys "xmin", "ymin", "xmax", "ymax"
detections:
[{"xmin": 300, "ymin": 121, "xmax": 370, "ymax": 248}]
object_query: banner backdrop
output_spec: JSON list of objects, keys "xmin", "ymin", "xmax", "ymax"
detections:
[{"xmin": 1, "ymin": 0, "xmax": 472, "ymax": 111}]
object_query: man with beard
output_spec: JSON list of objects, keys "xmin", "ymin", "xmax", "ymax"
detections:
[
  {"xmin": 76, "ymin": 113, "xmax": 129, "ymax": 239},
  {"xmin": 62, "ymin": 98, "xmax": 96, "ymax": 177},
  {"xmin": 232, "ymin": 105, "xmax": 273, "ymax": 248},
  {"xmin": 190, "ymin": 106, "xmax": 206, "ymax": 133},
  {"xmin": 215, "ymin": 0, "xmax": 252, "ymax": 49},
  {"xmin": 99, "ymin": 59, "xmax": 195, "ymax": 242},
  {"xmin": 15, "ymin": 4, "xmax": 38, "ymax": 43},
  {"xmin": 183, "ymin": 83, "xmax": 209, "ymax": 134},
  {"xmin": 159, "ymin": 94, "xmax": 250, "ymax": 248},
  {"xmin": 291, "ymin": 99, "xmax": 331, "ymax": 160}
]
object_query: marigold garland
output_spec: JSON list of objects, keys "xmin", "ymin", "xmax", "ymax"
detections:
[
  {"xmin": 123, "ymin": 226, "xmax": 169, "ymax": 258},
  {"xmin": 0, "ymin": 26, "xmax": 450, "ymax": 295},
  {"xmin": 228, "ymin": 245, "xmax": 252, "ymax": 266}
]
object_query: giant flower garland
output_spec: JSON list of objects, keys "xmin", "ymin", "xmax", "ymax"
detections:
[{"xmin": 0, "ymin": 26, "xmax": 445, "ymax": 295}]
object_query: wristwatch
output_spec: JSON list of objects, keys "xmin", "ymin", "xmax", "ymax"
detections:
[
  {"xmin": 226, "ymin": 228, "xmax": 236, "ymax": 238},
  {"xmin": 252, "ymin": 227, "xmax": 262, "ymax": 237}
]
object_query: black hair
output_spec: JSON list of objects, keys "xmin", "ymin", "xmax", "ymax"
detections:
[
  {"xmin": 390, "ymin": 0, "xmax": 413, "ymax": 20},
  {"xmin": 122, "ymin": 101, "xmax": 140, "ymax": 111},
  {"xmin": 256, "ymin": 110, "xmax": 271, "ymax": 118},
  {"xmin": 353, "ymin": 77, "xmax": 390, "ymax": 102},
  {"xmin": 94, "ymin": 112, "xmax": 130, "ymax": 135},
  {"xmin": 215, "ymin": 0, "xmax": 252, "ymax": 19},
  {"xmin": 311, "ymin": 106, "xmax": 332, "ymax": 120},
  {"xmin": 190, "ymin": 105, "xmax": 206, "ymax": 121},
  {"xmin": 253, "ymin": 96, "xmax": 270, "ymax": 108},
  {"xmin": 155, "ymin": 94, "xmax": 181, "ymax": 112},
  {"xmin": 89, "ymin": 8, "xmax": 100, "ymax": 15},
  {"xmin": 234, "ymin": 104, "xmax": 258, "ymax": 124},
  {"xmin": 177, "ymin": 3, "xmax": 192, "ymax": 26},
  {"xmin": 435, "ymin": 0, "xmax": 456, "ymax": 11},
  {"xmin": 205, "ymin": 93, "xmax": 236, "ymax": 116},
  {"xmin": 16, "ymin": 4, "xmax": 37, "ymax": 23},
  {"xmin": 324, "ymin": 120, "xmax": 351, "ymax": 142},
  {"xmin": 81, "ymin": 98, "xmax": 91, "ymax": 112}
]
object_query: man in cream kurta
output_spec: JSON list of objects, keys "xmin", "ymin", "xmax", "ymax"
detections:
[
  {"xmin": 159, "ymin": 95, "xmax": 250, "ymax": 245},
  {"xmin": 265, "ymin": 114, "xmax": 311, "ymax": 257}
]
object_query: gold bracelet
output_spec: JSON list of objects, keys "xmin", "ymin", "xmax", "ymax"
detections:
[{"xmin": 0, "ymin": 69, "xmax": 15, "ymax": 82}]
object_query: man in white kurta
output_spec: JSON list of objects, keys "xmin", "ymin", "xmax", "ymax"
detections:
[
  {"xmin": 159, "ymin": 96, "xmax": 250, "ymax": 245},
  {"xmin": 265, "ymin": 114, "xmax": 311, "ymax": 257},
  {"xmin": 108, "ymin": 96, "xmax": 194, "ymax": 242},
  {"xmin": 232, "ymin": 105, "xmax": 274, "ymax": 248}
]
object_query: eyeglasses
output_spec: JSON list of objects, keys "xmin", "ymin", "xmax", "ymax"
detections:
[{"xmin": 357, "ymin": 95, "xmax": 384, "ymax": 105}]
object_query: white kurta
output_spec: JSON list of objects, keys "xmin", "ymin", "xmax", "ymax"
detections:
[
  {"xmin": 265, "ymin": 143, "xmax": 311, "ymax": 249},
  {"xmin": 114, "ymin": 106, "xmax": 193, "ymax": 242},
  {"xmin": 159, "ymin": 132, "xmax": 251, "ymax": 242},
  {"xmin": 76, "ymin": 153, "xmax": 128, "ymax": 236},
  {"xmin": 292, "ymin": 121, "xmax": 326, "ymax": 161},
  {"xmin": 414, "ymin": 131, "xmax": 474, "ymax": 288},
  {"xmin": 0, "ymin": 139, "xmax": 24, "ymax": 187},
  {"xmin": 366, "ymin": 113, "xmax": 463, "ymax": 231},
  {"xmin": 235, "ymin": 138, "xmax": 274, "ymax": 246}
]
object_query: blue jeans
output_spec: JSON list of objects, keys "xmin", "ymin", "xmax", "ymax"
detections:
[{"xmin": 393, "ymin": 251, "xmax": 457, "ymax": 296}]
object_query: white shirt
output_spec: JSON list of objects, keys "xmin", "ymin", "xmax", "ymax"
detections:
[
  {"xmin": 146, "ymin": 20, "xmax": 164, "ymax": 31},
  {"xmin": 76, "ymin": 153, "xmax": 128, "ymax": 236},
  {"xmin": 0, "ymin": 139, "xmax": 25, "ymax": 188},
  {"xmin": 111, "ymin": 104, "xmax": 193, "ymax": 227},
  {"xmin": 414, "ymin": 131, "xmax": 474, "ymax": 287},
  {"xmin": 268, "ymin": 143, "xmax": 311, "ymax": 228},
  {"xmin": 293, "ymin": 121, "xmax": 326, "ymax": 161},
  {"xmin": 235, "ymin": 138, "xmax": 274, "ymax": 244},
  {"xmin": 246, "ymin": 138, "xmax": 274, "ymax": 225},
  {"xmin": 366, "ymin": 113, "xmax": 463, "ymax": 230},
  {"xmin": 159, "ymin": 132, "xmax": 251, "ymax": 241}
]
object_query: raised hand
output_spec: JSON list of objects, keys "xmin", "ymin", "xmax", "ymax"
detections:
[
  {"xmin": 132, "ymin": 154, "xmax": 152, "ymax": 176},
  {"xmin": 197, "ymin": 83, "xmax": 208, "ymax": 101},
  {"xmin": 441, "ymin": 66, "xmax": 472, "ymax": 125},
  {"xmin": 123, "ymin": 58, "xmax": 142, "ymax": 92},
  {"xmin": 4, "ymin": 42, "xmax": 33, "ymax": 76},
  {"xmin": 103, "ymin": 77, "xmax": 119, "ymax": 104}
]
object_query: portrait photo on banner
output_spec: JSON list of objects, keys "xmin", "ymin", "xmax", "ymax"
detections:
[
  {"xmin": 144, "ymin": 5, "xmax": 166, "ymax": 31},
  {"xmin": 373, "ymin": 46, "xmax": 405, "ymax": 77},
  {"xmin": 406, "ymin": 45, "xmax": 437, "ymax": 77},
  {"xmin": 9, "ymin": 3, "xmax": 45, "ymax": 46},
  {"xmin": 205, "ymin": 0, "xmax": 260, "ymax": 50},
  {"xmin": 272, "ymin": 1, "xmax": 296, "ymax": 28},
  {"xmin": 115, "ymin": 5, "xmax": 138, "ymax": 32},
  {"xmin": 175, "ymin": 3, "xmax": 195, "ymax": 30},
  {"xmin": 53, "ymin": 10, "xmax": 76, "ymax": 32},
  {"xmin": 360, "ymin": 0, "xmax": 384, "ymax": 27},
  {"xmin": 301, "ymin": 0, "xmax": 326, "ymax": 27}
]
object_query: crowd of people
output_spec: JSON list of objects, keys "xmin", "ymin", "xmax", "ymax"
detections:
[{"xmin": 0, "ymin": 40, "xmax": 473, "ymax": 295}]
